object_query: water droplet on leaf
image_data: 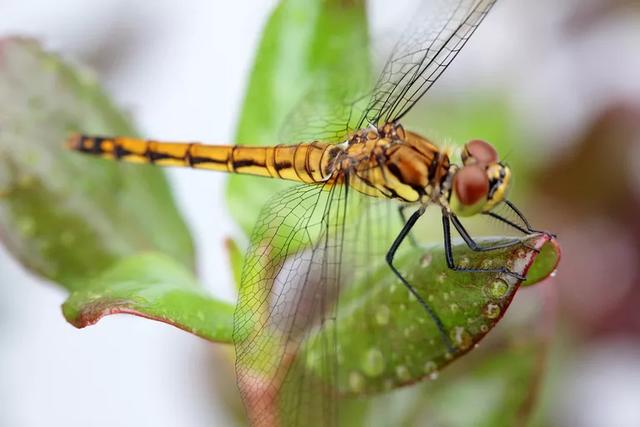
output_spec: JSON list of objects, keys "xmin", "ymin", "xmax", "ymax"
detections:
[
  {"xmin": 396, "ymin": 365, "xmax": 411, "ymax": 382},
  {"xmin": 480, "ymin": 258, "xmax": 493, "ymax": 269},
  {"xmin": 403, "ymin": 325, "xmax": 417, "ymax": 339},
  {"xmin": 349, "ymin": 371, "xmax": 365, "ymax": 393},
  {"xmin": 424, "ymin": 361, "xmax": 437, "ymax": 375},
  {"xmin": 483, "ymin": 303, "xmax": 501, "ymax": 319},
  {"xmin": 362, "ymin": 348, "xmax": 385, "ymax": 377},
  {"xmin": 18, "ymin": 217, "xmax": 36, "ymax": 236},
  {"xmin": 450, "ymin": 326, "xmax": 472, "ymax": 350},
  {"xmin": 375, "ymin": 305, "xmax": 390, "ymax": 325},
  {"xmin": 489, "ymin": 279, "xmax": 509, "ymax": 298}
]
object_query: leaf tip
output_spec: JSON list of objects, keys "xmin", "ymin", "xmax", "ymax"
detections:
[
  {"xmin": 62, "ymin": 297, "xmax": 135, "ymax": 329},
  {"xmin": 520, "ymin": 235, "xmax": 561, "ymax": 287}
]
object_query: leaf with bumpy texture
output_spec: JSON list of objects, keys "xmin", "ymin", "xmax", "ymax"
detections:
[{"xmin": 0, "ymin": 38, "xmax": 194, "ymax": 290}]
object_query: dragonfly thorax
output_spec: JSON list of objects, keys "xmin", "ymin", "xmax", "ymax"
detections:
[{"xmin": 333, "ymin": 124, "xmax": 451, "ymax": 203}]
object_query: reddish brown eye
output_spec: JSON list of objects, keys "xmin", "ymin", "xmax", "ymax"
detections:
[
  {"xmin": 453, "ymin": 165, "xmax": 489, "ymax": 206},
  {"xmin": 463, "ymin": 139, "xmax": 498, "ymax": 165}
]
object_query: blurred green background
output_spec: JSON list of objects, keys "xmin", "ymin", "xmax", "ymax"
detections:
[{"xmin": 1, "ymin": 0, "xmax": 639, "ymax": 426}]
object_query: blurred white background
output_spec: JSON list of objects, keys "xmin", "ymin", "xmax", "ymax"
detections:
[{"xmin": 1, "ymin": 0, "xmax": 639, "ymax": 426}]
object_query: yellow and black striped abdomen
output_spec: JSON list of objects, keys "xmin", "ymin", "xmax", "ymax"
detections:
[{"xmin": 67, "ymin": 134, "xmax": 340, "ymax": 184}]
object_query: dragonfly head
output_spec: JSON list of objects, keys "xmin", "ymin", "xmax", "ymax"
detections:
[{"xmin": 449, "ymin": 140, "xmax": 512, "ymax": 217}]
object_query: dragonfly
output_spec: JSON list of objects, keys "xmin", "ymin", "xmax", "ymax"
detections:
[{"xmin": 67, "ymin": 0, "xmax": 552, "ymax": 425}]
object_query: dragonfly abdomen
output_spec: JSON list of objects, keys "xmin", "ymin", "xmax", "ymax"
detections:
[{"xmin": 67, "ymin": 134, "xmax": 340, "ymax": 183}]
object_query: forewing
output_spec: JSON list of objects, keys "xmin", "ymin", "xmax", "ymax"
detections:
[
  {"xmin": 359, "ymin": 0, "xmax": 497, "ymax": 127},
  {"xmin": 278, "ymin": 82, "xmax": 371, "ymax": 144},
  {"xmin": 279, "ymin": 0, "xmax": 497, "ymax": 145}
]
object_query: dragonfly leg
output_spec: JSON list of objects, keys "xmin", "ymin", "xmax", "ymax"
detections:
[
  {"xmin": 442, "ymin": 212, "xmax": 526, "ymax": 281},
  {"xmin": 486, "ymin": 200, "xmax": 556, "ymax": 238},
  {"xmin": 485, "ymin": 211, "xmax": 530, "ymax": 235},
  {"xmin": 386, "ymin": 206, "xmax": 455, "ymax": 353},
  {"xmin": 505, "ymin": 200, "xmax": 557, "ymax": 237},
  {"xmin": 483, "ymin": 211, "xmax": 541, "ymax": 253},
  {"xmin": 450, "ymin": 214, "xmax": 523, "ymax": 252},
  {"xmin": 398, "ymin": 205, "xmax": 419, "ymax": 247}
]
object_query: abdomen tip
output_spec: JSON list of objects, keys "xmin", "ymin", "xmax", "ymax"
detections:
[{"xmin": 66, "ymin": 133, "xmax": 83, "ymax": 150}]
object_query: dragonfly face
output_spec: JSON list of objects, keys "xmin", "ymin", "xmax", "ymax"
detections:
[{"xmin": 449, "ymin": 140, "xmax": 512, "ymax": 217}]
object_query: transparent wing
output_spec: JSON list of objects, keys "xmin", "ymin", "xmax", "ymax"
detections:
[
  {"xmin": 279, "ymin": 0, "xmax": 497, "ymax": 145},
  {"xmin": 235, "ymin": 167, "xmax": 486, "ymax": 426},
  {"xmin": 272, "ymin": 62, "xmax": 369, "ymax": 146},
  {"xmin": 233, "ymin": 183, "xmax": 343, "ymax": 427},
  {"xmin": 278, "ymin": 83, "xmax": 371, "ymax": 144},
  {"xmin": 233, "ymin": 176, "xmax": 409, "ymax": 426},
  {"xmin": 358, "ymin": 0, "xmax": 497, "ymax": 127}
]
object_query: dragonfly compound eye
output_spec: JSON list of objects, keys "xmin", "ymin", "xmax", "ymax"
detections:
[
  {"xmin": 450, "ymin": 164, "xmax": 489, "ymax": 217},
  {"xmin": 462, "ymin": 139, "xmax": 498, "ymax": 166}
]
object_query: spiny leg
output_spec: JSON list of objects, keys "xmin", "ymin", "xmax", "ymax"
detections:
[
  {"xmin": 386, "ymin": 206, "xmax": 455, "ymax": 352},
  {"xmin": 442, "ymin": 212, "xmax": 525, "ymax": 281},
  {"xmin": 485, "ymin": 211, "xmax": 530, "ymax": 235},
  {"xmin": 484, "ymin": 201, "xmax": 555, "ymax": 253},
  {"xmin": 496, "ymin": 200, "xmax": 556, "ymax": 238},
  {"xmin": 505, "ymin": 200, "xmax": 542, "ymax": 233},
  {"xmin": 483, "ymin": 211, "xmax": 540, "ymax": 253},
  {"xmin": 450, "ymin": 214, "xmax": 524, "ymax": 252},
  {"xmin": 471, "ymin": 211, "xmax": 542, "ymax": 254}
]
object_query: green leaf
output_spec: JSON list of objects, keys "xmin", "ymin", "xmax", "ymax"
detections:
[
  {"xmin": 226, "ymin": 0, "xmax": 369, "ymax": 235},
  {"xmin": 62, "ymin": 253, "xmax": 235, "ymax": 343},
  {"xmin": 301, "ymin": 235, "xmax": 559, "ymax": 395},
  {"xmin": 342, "ymin": 272, "xmax": 556, "ymax": 427},
  {"xmin": 522, "ymin": 240, "xmax": 560, "ymax": 286},
  {"xmin": 246, "ymin": 234, "xmax": 560, "ymax": 426},
  {"xmin": 0, "ymin": 38, "xmax": 195, "ymax": 290},
  {"xmin": 345, "ymin": 322, "xmax": 549, "ymax": 427}
]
